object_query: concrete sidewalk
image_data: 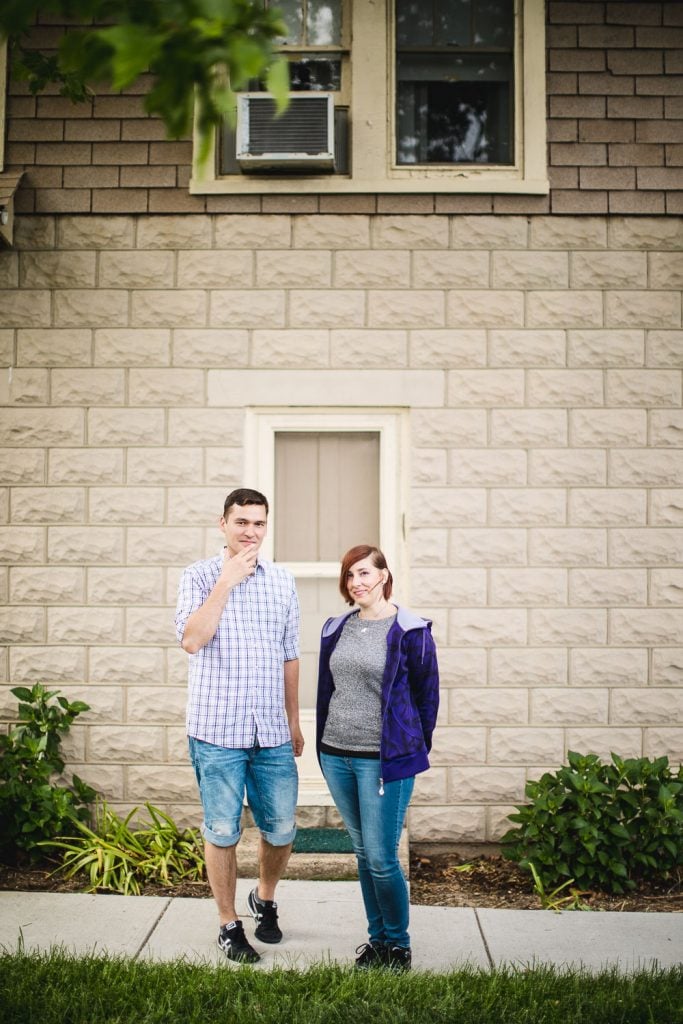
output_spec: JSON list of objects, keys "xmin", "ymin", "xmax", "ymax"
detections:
[{"xmin": 1, "ymin": 880, "xmax": 681, "ymax": 972}]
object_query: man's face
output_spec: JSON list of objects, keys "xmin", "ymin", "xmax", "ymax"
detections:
[{"xmin": 220, "ymin": 504, "xmax": 268, "ymax": 558}]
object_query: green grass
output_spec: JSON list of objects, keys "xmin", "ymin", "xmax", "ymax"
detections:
[{"xmin": 0, "ymin": 952, "xmax": 681, "ymax": 1024}]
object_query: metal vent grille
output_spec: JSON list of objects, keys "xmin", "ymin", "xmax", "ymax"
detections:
[{"xmin": 247, "ymin": 96, "xmax": 330, "ymax": 155}]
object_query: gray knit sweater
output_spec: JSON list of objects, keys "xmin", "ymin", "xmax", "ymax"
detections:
[{"xmin": 321, "ymin": 611, "xmax": 396, "ymax": 753}]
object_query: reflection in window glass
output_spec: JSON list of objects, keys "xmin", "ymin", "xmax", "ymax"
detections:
[
  {"xmin": 269, "ymin": 0, "xmax": 342, "ymax": 46},
  {"xmin": 395, "ymin": 0, "xmax": 514, "ymax": 165},
  {"xmin": 290, "ymin": 57, "xmax": 342, "ymax": 91},
  {"xmin": 276, "ymin": 0, "xmax": 304, "ymax": 44},
  {"xmin": 307, "ymin": 0, "xmax": 342, "ymax": 45}
]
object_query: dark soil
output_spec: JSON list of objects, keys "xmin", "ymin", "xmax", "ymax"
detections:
[
  {"xmin": 1, "ymin": 853, "xmax": 681, "ymax": 912},
  {"xmin": 409, "ymin": 851, "xmax": 683, "ymax": 913}
]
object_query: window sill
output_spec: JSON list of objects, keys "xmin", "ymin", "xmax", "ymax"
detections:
[{"xmin": 189, "ymin": 172, "xmax": 549, "ymax": 195}]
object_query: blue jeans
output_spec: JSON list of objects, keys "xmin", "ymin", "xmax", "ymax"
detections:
[
  {"xmin": 189, "ymin": 737, "xmax": 298, "ymax": 848},
  {"xmin": 320, "ymin": 752, "xmax": 414, "ymax": 948}
]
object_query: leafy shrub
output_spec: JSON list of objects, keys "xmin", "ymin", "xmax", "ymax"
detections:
[
  {"xmin": 501, "ymin": 751, "xmax": 683, "ymax": 894},
  {"xmin": 46, "ymin": 801, "xmax": 206, "ymax": 894},
  {"xmin": 0, "ymin": 684, "xmax": 96, "ymax": 863}
]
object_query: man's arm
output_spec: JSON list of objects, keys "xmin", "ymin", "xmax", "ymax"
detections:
[
  {"xmin": 284, "ymin": 658, "xmax": 304, "ymax": 756},
  {"xmin": 180, "ymin": 547, "xmax": 257, "ymax": 655}
]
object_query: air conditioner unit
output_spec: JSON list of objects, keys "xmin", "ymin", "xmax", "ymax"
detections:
[{"xmin": 236, "ymin": 93, "xmax": 335, "ymax": 172}]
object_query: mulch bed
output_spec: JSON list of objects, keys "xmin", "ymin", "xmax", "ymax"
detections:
[
  {"xmin": 1, "ymin": 852, "xmax": 681, "ymax": 912},
  {"xmin": 408, "ymin": 851, "xmax": 683, "ymax": 913}
]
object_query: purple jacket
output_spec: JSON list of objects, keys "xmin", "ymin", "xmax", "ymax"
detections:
[{"xmin": 316, "ymin": 606, "xmax": 440, "ymax": 784}]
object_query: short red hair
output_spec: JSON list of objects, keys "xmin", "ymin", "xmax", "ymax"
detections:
[{"xmin": 339, "ymin": 545, "xmax": 393, "ymax": 606}]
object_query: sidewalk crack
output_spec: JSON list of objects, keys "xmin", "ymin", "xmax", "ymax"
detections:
[
  {"xmin": 474, "ymin": 908, "xmax": 494, "ymax": 970},
  {"xmin": 133, "ymin": 897, "xmax": 173, "ymax": 960}
]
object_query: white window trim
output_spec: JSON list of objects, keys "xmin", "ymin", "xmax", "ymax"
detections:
[
  {"xmin": 191, "ymin": 0, "xmax": 547, "ymax": 195},
  {"xmin": 244, "ymin": 407, "xmax": 409, "ymax": 591}
]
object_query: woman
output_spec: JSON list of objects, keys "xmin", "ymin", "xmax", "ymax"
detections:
[{"xmin": 316, "ymin": 544, "xmax": 439, "ymax": 972}]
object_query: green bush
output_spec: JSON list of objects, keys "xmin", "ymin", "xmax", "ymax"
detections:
[
  {"xmin": 501, "ymin": 750, "xmax": 683, "ymax": 894},
  {"xmin": 46, "ymin": 801, "xmax": 206, "ymax": 894},
  {"xmin": 0, "ymin": 684, "xmax": 96, "ymax": 863}
]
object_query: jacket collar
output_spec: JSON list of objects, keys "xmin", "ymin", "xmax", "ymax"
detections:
[{"xmin": 321, "ymin": 605, "xmax": 430, "ymax": 638}]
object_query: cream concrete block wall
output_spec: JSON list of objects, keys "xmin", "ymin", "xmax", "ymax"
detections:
[{"xmin": 1, "ymin": 211, "xmax": 681, "ymax": 843}]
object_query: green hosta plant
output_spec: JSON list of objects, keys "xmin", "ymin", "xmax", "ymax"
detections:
[
  {"xmin": 46, "ymin": 801, "xmax": 205, "ymax": 894},
  {"xmin": 501, "ymin": 751, "xmax": 683, "ymax": 895},
  {"xmin": 0, "ymin": 684, "xmax": 96, "ymax": 862}
]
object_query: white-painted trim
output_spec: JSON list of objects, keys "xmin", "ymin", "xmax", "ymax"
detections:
[{"xmin": 244, "ymin": 406, "xmax": 409, "ymax": 596}]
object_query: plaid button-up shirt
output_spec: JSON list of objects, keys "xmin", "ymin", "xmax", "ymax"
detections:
[{"xmin": 175, "ymin": 553, "xmax": 300, "ymax": 748}]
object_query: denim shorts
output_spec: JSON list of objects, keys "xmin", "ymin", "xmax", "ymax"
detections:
[{"xmin": 188, "ymin": 737, "xmax": 298, "ymax": 848}]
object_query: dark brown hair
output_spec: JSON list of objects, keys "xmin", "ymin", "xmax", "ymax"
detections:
[
  {"xmin": 223, "ymin": 488, "xmax": 269, "ymax": 518},
  {"xmin": 339, "ymin": 545, "xmax": 393, "ymax": 606}
]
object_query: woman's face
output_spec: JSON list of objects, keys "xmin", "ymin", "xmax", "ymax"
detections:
[{"xmin": 346, "ymin": 557, "xmax": 386, "ymax": 607}]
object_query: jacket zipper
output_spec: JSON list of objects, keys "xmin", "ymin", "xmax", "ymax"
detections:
[{"xmin": 378, "ymin": 637, "xmax": 403, "ymax": 796}]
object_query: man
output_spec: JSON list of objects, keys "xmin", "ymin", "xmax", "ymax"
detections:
[{"xmin": 175, "ymin": 487, "xmax": 304, "ymax": 963}]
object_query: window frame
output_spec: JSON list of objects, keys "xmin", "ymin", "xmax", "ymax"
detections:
[
  {"xmin": 245, "ymin": 407, "xmax": 408, "ymax": 584},
  {"xmin": 191, "ymin": 0, "xmax": 547, "ymax": 195}
]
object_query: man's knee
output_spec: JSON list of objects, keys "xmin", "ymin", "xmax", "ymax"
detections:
[
  {"xmin": 202, "ymin": 820, "xmax": 242, "ymax": 847},
  {"xmin": 260, "ymin": 823, "xmax": 296, "ymax": 848}
]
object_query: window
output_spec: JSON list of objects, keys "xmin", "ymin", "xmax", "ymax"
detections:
[
  {"xmin": 191, "ymin": 0, "xmax": 546, "ymax": 195},
  {"xmin": 396, "ymin": 0, "xmax": 514, "ymax": 166},
  {"xmin": 274, "ymin": 432, "xmax": 379, "ymax": 561}
]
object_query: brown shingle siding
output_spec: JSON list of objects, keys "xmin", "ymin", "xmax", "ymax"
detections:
[
  {"xmin": 92, "ymin": 143, "xmax": 149, "ymax": 165},
  {"xmin": 608, "ymin": 50, "xmax": 663, "ymax": 75},
  {"xmin": 609, "ymin": 190, "xmax": 666, "ymax": 213},
  {"xmin": 636, "ymin": 75, "xmax": 683, "ymax": 95},
  {"xmin": 580, "ymin": 119, "xmax": 635, "ymax": 142},
  {"xmin": 636, "ymin": 119, "xmax": 683, "ymax": 142},
  {"xmin": 9, "ymin": 119, "xmax": 64, "ymax": 142},
  {"xmin": 64, "ymin": 120, "xmax": 121, "ymax": 142},
  {"xmin": 578, "ymin": 25, "xmax": 634, "ymax": 47},
  {"xmin": 608, "ymin": 143, "xmax": 665, "ymax": 165},
  {"xmin": 550, "ymin": 3, "xmax": 605, "ymax": 24},
  {"xmin": 5, "ymin": 5, "xmax": 680, "ymax": 216},
  {"xmin": 639, "ymin": 26, "xmax": 683, "ymax": 48},
  {"xmin": 637, "ymin": 166, "xmax": 683, "ymax": 188},
  {"xmin": 664, "ymin": 2, "xmax": 683, "ymax": 26},
  {"xmin": 548, "ymin": 120, "xmax": 579, "ymax": 141},
  {"xmin": 606, "ymin": 3, "xmax": 662, "ymax": 26},
  {"xmin": 548, "ymin": 72, "xmax": 579, "ymax": 94},
  {"xmin": 607, "ymin": 96, "xmax": 664, "ymax": 118},
  {"xmin": 579, "ymin": 72, "xmax": 634, "ymax": 94},
  {"xmin": 580, "ymin": 166, "xmax": 636, "ymax": 188},
  {"xmin": 550, "ymin": 49, "xmax": 606, "ymax": 71},
  {"xmin": 551, "ymin": 142, "xmax": 607, "ymax": 164}
]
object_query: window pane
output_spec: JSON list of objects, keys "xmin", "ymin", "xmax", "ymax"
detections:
[
  {"xmin": 396, "ymin": 53, "xmax": 513, "ymax": 164},
  {"xmin": 396, "ymin": 0, "xmax": 432, "ymax": 46},
  {"xmin": 395, "ymin": 0, "xmax": 515, "ymax": 166},
  {"xmin": 474, "ymin": 0, "xmax": 514, "ymax": 46},
  {"xmin": 274, "ymin": 432, "xmax": 379, "ymax": 562},
  {"xmin": 276, "ymin": 0, "xmax": 304, "ymax": 44},
  {"xmin": 306, "ymin": 0, "xmax": 342, "ymax": 45},
  {"xmin": 434, "ymin": 0, "xmax": 472, "ymax": 46},
  {"xmin": 290, "ymin": 57, "xmax": 342, "ymax": 90}
]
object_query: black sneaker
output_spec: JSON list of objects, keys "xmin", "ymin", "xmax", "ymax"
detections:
[
  {"xmin": 386, "ymin": 945, "xmax": 412, "ymax": 972},
  {"xmin": 247, "ymin": 887, "xmax": 283, "ymax": 943},
  {"xmin": 354, "ymin": 942, "xmax": 386, "ymax": 969},
  {"xmin": 217, "ymin": 920, "xmax": 260, "ymax": 963}
]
